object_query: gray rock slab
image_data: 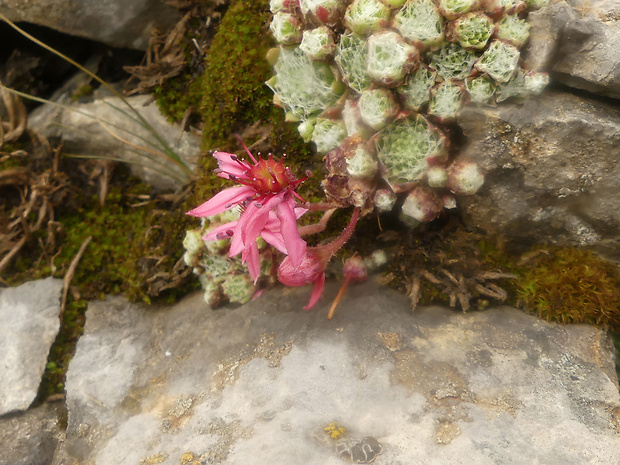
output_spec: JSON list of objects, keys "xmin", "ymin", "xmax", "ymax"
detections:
[
  {"xmin": 524, "ymin": 0, "xmax": 620, "ymax": 99},
  {"xmin": 0, "ymin": 402, "xmax": 63, "ymax": 465},
  {"xmin": 0, "ymin": 278, "xmax": 63, "ymax": 415},
  {"xmin": 31, "ymin": 94, "xmax": 199, "ymax": 191},
  {"xmin": 0, "ymin": 0, "xmax": 179, "ymax": 50},
  {"xmin": 54, "ymin": 279, "xmax": 620, "ymax": 465},
  {"xmin": 457, "ymin": 90, "xmax": 620, "ymax": 260}
]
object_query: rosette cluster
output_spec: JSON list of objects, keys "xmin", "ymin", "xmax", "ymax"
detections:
[{"xmin": 267, "ymin": 0, "xmax": 548, "ymax": 225}]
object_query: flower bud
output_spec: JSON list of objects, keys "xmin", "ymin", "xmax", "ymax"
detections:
[
  {"xmin": 278, "ymin": 250, "xmax": 324, "ymax": 287},
  {"xmin": 343, "ymin": 255, "xmax": 368, "ymax": 282}
]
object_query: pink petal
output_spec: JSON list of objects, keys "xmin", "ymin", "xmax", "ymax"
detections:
[
  {"xmin": 242, "ymin": 241, "xmax": 261, "ymax": 283},
  {"xmin": 186, "ymin": 186, "xmax": 254, "ymax": 218},
  {"xmin": 294, "ymin": 206, "xmax": 308, "ymax": 219},
  {"xmin": 203, "ymin": 221, "xmax": 238, "ymax": 241},
  {"xmin": 241, "ymin": 195, "xmax": 284, "ymax": 245},
  {"xmin": 243, "ymin": 205, "xmax": 271, "ymax": 246},
  {"xmin": 214, "ymin": 152, "xmax": 251, "ymax": 179},
  {"xmin": 304, "ymin": 273, "xmax": 325, "ymax": 310},
  {"xmin": 261, "ymin": 229, "xmax": 288, "ymax": 254},
  {"xmin": 276, "ymin": 199, "xmax": 306, "ymax": 268}
]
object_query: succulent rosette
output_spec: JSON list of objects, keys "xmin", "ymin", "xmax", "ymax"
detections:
[{"xmin": 260, "ymin": 0, "xmax": 548, "ymax": 228}]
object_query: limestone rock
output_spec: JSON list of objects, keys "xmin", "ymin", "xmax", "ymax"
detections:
[
  {"xmin": 523, "ymin": 0, "xmax": 620, "ymax": 99},
  {"xmin": 0, "ymin": 278, "xmax": 63, "ymax": 415},
  {"xmin": 456, "ymin": 90, "xmax": 620, "ymax": 260},
  {"xmin": 54, "ymin": 280, "xmax": 620, "ymax": 464},
  {"xmin": 31, "ymin": 93, "xmax": 199, "ymax": 191},
  {"xmin": 0, "ymin": 403, "xmax": 63, "ymax": 465},
  {"xmin": 0, "ymin": 0, "xmax": 179, "ymax": 50}
]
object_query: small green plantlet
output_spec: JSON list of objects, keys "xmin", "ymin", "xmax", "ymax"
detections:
[
  {"xmin": 376, "ymin": 115, "xmax": 447, "ymax": 191},
  {"xmin": 429, "ymin": 43, "xmax": 477, "ymax": 81},
  {"xmin": 392, "ymin": 0, "xmax": 445, "ymax": 49},
  {"xmin": 335, "ymin": 33, "xmax": 372, "ymax": 93},
  {"xmin": 475, "ymin": 40, "xmax": 520, "ymax": 83},
  {"xmin": 344, "ymin": 0, "xmax": 391, "ymax": 35},
  {"xmin": 267, "ymin": 46, "xmax": 343, "ymax": 121},
  {"xmin": 397, "ymin": 65, "xmax": 437, "ymax": 111},
  {"xmin": 428, "ymin": 80, "xmax": 464, "ymax": 121}
]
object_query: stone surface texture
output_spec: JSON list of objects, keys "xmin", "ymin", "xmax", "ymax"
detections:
[
  {"xmin": 0, "ymin": 402, "xmax": 63, "ymax": 465},
  {"xmin": 31, "ymin": 93, "xmax": 199, "ymax": 191},
  {"xmin": 52, "ymin": 280, "xmax": 620, "ymax": 465},
  {"xmin": 456, "ymin": 90, "xmax": 620, "ymax": 260},
  {"xmin": 523, "ymin": 0, "xmax": 620, "ymax": 99},
  {"xmin": 0, "ymin": 0, "xmax": 179, "ymax": 50},
  {"xmin": 0, "ymin": 277, "xmax": 63, "ymax": 415}
]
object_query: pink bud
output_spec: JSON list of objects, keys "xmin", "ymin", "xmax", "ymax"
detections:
[
  {"xmin": 277, "ymin": 250, "xmax": 324, "ymax": 287},
  {"xmin": 342, "ymin": 255, "xmax": 368, "ymax": 282}
]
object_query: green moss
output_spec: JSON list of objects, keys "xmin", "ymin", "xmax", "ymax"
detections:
[
  {"xmin": 6, "ymin": 180, "xmax": 194, "ymax": 303},
  {"xmin": 516, "ymin": 247, "xmax": 620, "ymax": 327},
  {"xmin": 200, "ymin": 0, "xmax": 276, "ymax": 150},
  {"xmin": 34, "ymin": 298, "xmax": 88, "ymax": 400},
  {"xmin": 154, "ymin": 74, "xmax": 204, "ymax": 123}
]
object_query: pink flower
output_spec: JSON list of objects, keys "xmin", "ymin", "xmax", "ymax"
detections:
[
  {"xmin": 187, "ymin": 144, "xmax": 308, "ymax": 282},
  {"xmin": 277, "ymin": 208, "xmax": 360, "ymax": 310}
]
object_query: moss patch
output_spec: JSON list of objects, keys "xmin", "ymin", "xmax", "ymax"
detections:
[
  {"xmin": 200, "ymin": 0, "xmax": 275, "ymax": 150},
  {"xmin": 516, "ymin": 247, "xmax": 620, "ymax": 327},
  {"xmin": 155, "ymin": 74, "xmax": 204, "ymax": 123}
]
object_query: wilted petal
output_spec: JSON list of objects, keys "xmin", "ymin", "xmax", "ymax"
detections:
[
  {"xmin": 304, "ymin": 273, "xmax": 325, "ymax": 310},
  {"xmin": 276, "ymin": 199, "xmax": 306, "ymax": 267},
  {"xmin": 186, "ymin": 186, "xmax": 253, "ymax": 218}
]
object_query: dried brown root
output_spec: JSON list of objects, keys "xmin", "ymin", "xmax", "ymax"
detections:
[{"xmin": 61, "ymin": 236, "xmax": 92, "ymax": 316}]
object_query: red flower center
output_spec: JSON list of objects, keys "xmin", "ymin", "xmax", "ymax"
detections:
[{"xmin": 250, "ymin": 156, "xmax": 295, "ymax": 193}]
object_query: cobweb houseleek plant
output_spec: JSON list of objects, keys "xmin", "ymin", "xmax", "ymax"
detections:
[{"xmin": 0, "ymin": 14, "xmax": 194, "ymax": 186}]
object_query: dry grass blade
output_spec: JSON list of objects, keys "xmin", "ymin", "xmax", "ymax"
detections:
[{"xmin": 61, "ymin": 236, "xmax": 92, "ymax": 316}]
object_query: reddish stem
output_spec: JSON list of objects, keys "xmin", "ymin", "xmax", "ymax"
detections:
[{"xmin": 318, "ymin": 207, "xmax": 360, "ymax": 266}]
